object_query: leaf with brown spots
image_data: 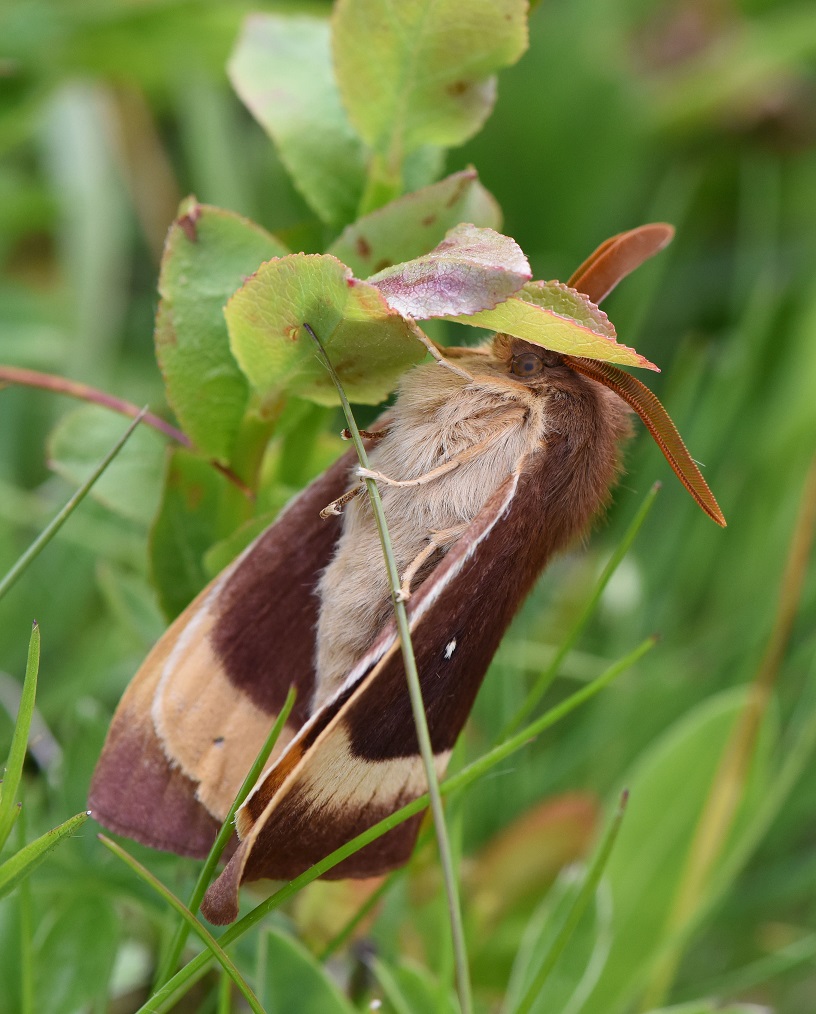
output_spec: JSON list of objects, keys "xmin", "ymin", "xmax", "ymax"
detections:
[
  {"xmin": 327, "ymin": 169, "xmax": 501, "ymax": 277},
  {"xmin": 225, "ymin": 254, "xmax": 426, "ymax": 406}
]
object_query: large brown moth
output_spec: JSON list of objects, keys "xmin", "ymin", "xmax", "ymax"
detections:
[{"xmin": 89, "ymin": 224, "xmax": 725, "ymax": 925}]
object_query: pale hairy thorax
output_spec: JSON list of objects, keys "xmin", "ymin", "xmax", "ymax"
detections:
[{"xmin": 314, "ymin": 336, "xmax": 568, "ymax": 709}]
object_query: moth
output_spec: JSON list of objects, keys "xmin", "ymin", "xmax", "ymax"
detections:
[{"xmin": 89, "ymin": 224, "xmax": 725, "ymax": 924}]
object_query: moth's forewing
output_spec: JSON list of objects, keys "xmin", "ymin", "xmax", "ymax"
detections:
[
  {"xmin": 88, "ymin": 445, "xmax": 361, "ymax": 855},
  {"xmin": 202, "ymin": 374, "xmax": 633, "ymax": 924},
  {"xmin": 568, "ymin": 223, "xmax": 675, "ymax": 305},
  {"xmin": 87, "ymin": 617, "xmax": 223, "ymax": 857}
]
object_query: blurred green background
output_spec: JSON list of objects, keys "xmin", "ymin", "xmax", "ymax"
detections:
[{"xmin": 2, "ymin": 1, "xmax": 816, "ymax": 1012}]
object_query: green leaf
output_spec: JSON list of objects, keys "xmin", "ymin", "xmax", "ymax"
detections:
[
  {"xmin": 0, "ymin": 811, "xmax": 89, "ymax": 901},
  {"xmin": 369, "ymin": 224, "xmax": 530, "ymax": 318},
  {"xmin": 149, "ymin": 447, "xmax": 247, "ymax": 619},
  {"xmin": 574, "ymin": 690, "xmax": 773, "ymax": 1014},
  {"xmin": 261, "ymin": 926, "xmax": 357, "ymax": 1014},
  {"xmin": 48, "ymin": 405, "xmax": 166, "ymax": 526},
  {"xmin": 327, "ymin": 168, "xmax": 502, "ymax": 276},
  {"xmin": 95, "ymin": 562, "xmax": 165, "ymax": 646},
  {"xmin": 156, "ymin": 199, "xmax": 289, "ymax": 463},
  {"xmin": 226, "ymin": 253, "xmax": 425, "ymax": 406},
  {"xmin": 445, "ymin": 282, "xmax": 658, "ymax": 370},
  {"xmin": 505, "ymin": 871, "xmax": 612, "ymax": 1014},
  {"xmin": 33, "ymin": 896, "xmax": 119, "ymax": 1014},
  {"xmin": 228, "ymin": 13, "xmax": 367, "ymax": 226},
  {"xmin": 333, "ymin": 0, "xmax": 528, "ymax": 161},
  {"xmin": 0, "ymin": 624, "xmax": 39, "ymax": 852},
  {"xmin": 372, "ymin": 957, "xmax": 459, "ymax": 1014},
  {"xmin": 644, "ymin": 1005, "xmax": 770, "ymax": 1014}
]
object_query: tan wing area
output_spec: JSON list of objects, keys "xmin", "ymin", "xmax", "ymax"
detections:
[
  {"xmin": 88, "ymin": 443, "xmax": 362, "ymax": 855},
  {"xmin": 88, "ymin": 584, "xmax": 228, "ymax": 857}
]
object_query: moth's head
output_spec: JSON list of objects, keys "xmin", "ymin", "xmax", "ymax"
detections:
[{"xmin": 491, "ymin": 333, "xmax": 583, "ymax": 393}]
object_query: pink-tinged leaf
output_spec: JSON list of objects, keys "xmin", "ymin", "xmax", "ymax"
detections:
[
  {"xmin": 226, "ymin": 254, "xmax": 426, "ymax": 406},
  {"xmin": 368, "ymin": 224, "xmax": 531, "ymax": 318},
  {"xmin": 327, "ymin": 169, "xmax": 502, "ymax": 277},
  {"xmin": 446, "ymin": 280, "xmax": 659, "ymax": 371}
]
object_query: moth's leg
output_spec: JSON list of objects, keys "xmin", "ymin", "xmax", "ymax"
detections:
[
  {"xmin": 358, "ymin": 416, "xmax": 523, "ymax": 488},
  {"xmin": 406, "ymin": 320, "xmax": 475, "ymax": 382},
  {"xmin": 398, "ymin": 526, "xmax": 465, "ymax": 601},
  {"xmin": 341, "ymin": 427, "xmax": 389, "ymax": 442},
  {"xmin": 320, "ymin": 484, "xmax": 364, "ymax": 519}
]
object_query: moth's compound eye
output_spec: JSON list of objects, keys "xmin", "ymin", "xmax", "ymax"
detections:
[{"xmin": 512, "ymin": 352, "xmax": 545, "ymax": 377}]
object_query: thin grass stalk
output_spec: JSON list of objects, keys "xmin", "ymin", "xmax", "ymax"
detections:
[
  {"xmin": 100, "ymin": 835, "xmax": 266, "ymax": 1014},
  {"xmin": 303, "ymin": 322, "xmax": 473, "ymax": 1014},
  {"xmin": 502, "ymin": 482, "xmax": 660, "ymax": 738},
  {"xmin": 136, "ymin": 636, "xmax": 655, "ymax": 1014},
  {"xmin": 153, "ymin": 688, "xmax": 296, "ymax": 988},
  {"xmin": 640, "ymin": 454, "xmax": 816, "ymax": 1009},
  {"xmin": 0, "ymin": 409, "xmax": 147, "ymax": 603},
  {"xmin": 218, "ymin": 969, "xmax": 232, "ymax": 1014},
  {"xmin": 0, "ymin": 623, "xmax": 40, "ymax": 850}
]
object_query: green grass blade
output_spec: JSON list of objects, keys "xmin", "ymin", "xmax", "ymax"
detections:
[
  {"xmin": 153, "ymin": 687, "xmax": 297, "ymax": 988},
  {"xmin": 0, "ymin": 810, "xmax": 90, "ymax": 900},
  {"xmin": 137, "ymin": 637, "xmax": 654, "ymax": 1014},
  {"xmin": 0, "ymin": 409, "xmax": 147, "ymax": 602},
  {"xmin": 304, "ymin": 322, "xmax": 473, "ymax": 1014},
  {"xmin": 18, "ymin": 812, "xmax": 34, "ymax": 1014},
  {"xmin": 0, "ymin": 622, "xmax": 40, "ymax": 851},
  {"xmin": 513, "ymin": 790, "xmax": 629, "ymax": 1014},
  {"xmin": 502, "ymin": 482, "xmax": 660, "ymax": 737},
  {"xmin": 99, "ymin": 835, "xmax": 266, "ymax": 1014}
]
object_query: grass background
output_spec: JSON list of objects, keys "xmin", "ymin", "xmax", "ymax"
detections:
[{"xmin": 2, "ymin": 0, "xmax": 816, "ymax": 1011}]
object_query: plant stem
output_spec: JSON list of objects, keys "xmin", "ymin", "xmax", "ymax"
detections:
[
  {"xmin": 0, "ymin": 366, "xmax": 187, "ymax": 444},
  {"xmin": 0, "ymin": 411, "xmax": 147, "ymax": 603},
  {"xmin": 303, "ymin": 322, "xmax": 473, "ymax": 1014},
  {"xmin": 0, "ymin": 365, "xmax": 252, "ymax": 496}
]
